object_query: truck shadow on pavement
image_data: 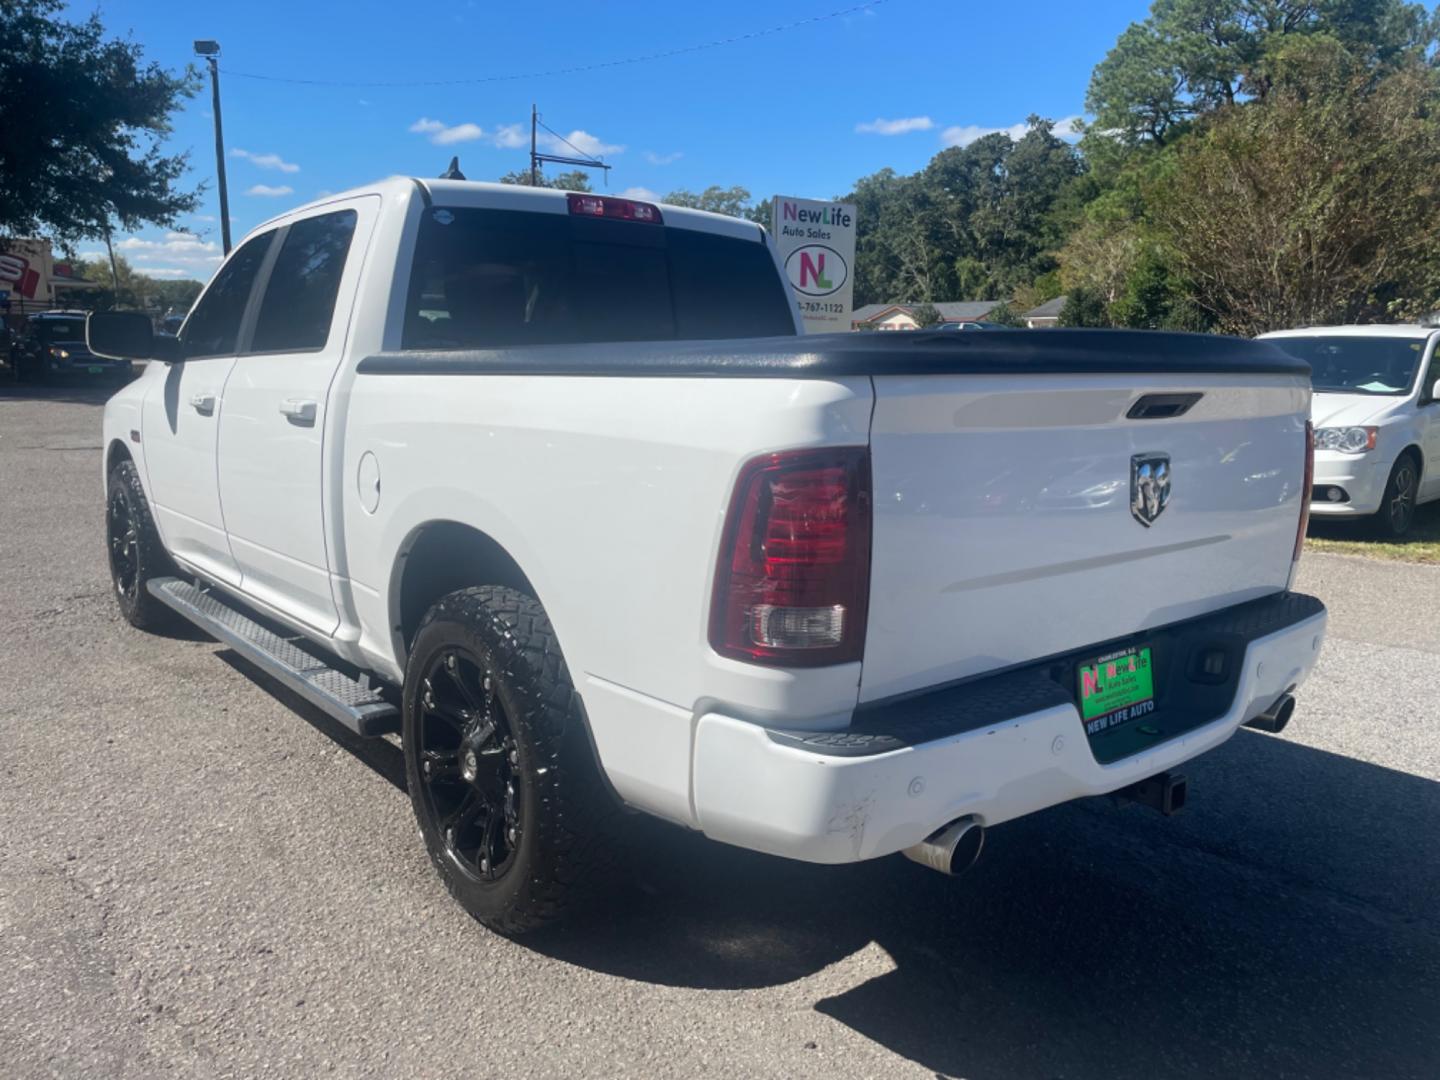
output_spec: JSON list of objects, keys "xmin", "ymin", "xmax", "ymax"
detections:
[
  {"xmin": 226, "ymin": 651, "xmax": 1439, "ymax": 1079},
  {"xmin": 534, "ymin": 730, "xmax": 1440, "ymax": 1080},
  {"xmin": 0, "ymin": 378, "xmax": 131, "ymax": 407}
]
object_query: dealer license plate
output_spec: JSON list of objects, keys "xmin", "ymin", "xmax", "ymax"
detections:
[
  {"xmin": 87, "ymin": 366, "xmax": 103, "ymax": 374},
  {"xmin": 1077, "ymin": 645, "xmax": 1155, "ymax": 736}
]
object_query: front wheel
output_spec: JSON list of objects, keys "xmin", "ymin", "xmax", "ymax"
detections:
[
  {"xmin": 402, "ymin": 586, "xmax": 616, "ymax": 935},
  {"xmin": 1374, "ymin": 454, "xmax": 1420, "ymax": 538},
  {"xmin": 106, "ymin": 459, "xmax": 179, "ymax": 631}
]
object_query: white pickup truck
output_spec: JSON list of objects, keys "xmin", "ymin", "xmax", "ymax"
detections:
[{"xmin": 93, "ymin": 178, "xmax": 1327, "ymax": 933}]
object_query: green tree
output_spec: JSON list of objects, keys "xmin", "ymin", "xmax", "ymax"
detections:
[
  {"xmin": 496, "ymin": 169, "xmax": 593, "ymax": 191},
  {"xmin": 75, "ymin": 254, "xmax": 203, "ymax": 312},
  {"xmin": 984, "ymin": 301, "xmax": 1026, "ymax": 328},
  {"xmin": 909, "ymin": 302, "xmax": 943, "ymax": 328},
  {"xmin": 663, "ymin": 185, "xmax": 756, "ymax": 218},
  {"xmin": 1086, "ymin": 0, "xmax": 1437, "ymax": 147},
  {"xmin": 1150, "ymin": 38, "xmax": 1440, "ymax": 333},
  {"xmin": 0, "ymin": 0, "xmax": 200, "ymax": 244},
  {"xmin": 1059, "ymin": 288, "xmax": 1113, "ymax": 327}
]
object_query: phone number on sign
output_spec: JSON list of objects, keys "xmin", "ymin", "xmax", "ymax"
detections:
[{"xmin": 798, "ymin": 301, "xmax": 847, "ymax": 314}]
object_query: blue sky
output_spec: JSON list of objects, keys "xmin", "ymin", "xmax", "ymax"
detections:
[{"xmin": 81, "ymin": 0, "xmax": 1151, "ymax": 279}]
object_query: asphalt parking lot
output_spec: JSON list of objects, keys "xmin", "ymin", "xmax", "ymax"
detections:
[{"xmin": 3, "ymin": 382, "xmax": 1438, "ymax": 1080}]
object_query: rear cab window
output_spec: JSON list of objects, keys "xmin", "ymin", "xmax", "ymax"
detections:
[{"xmin": 401, "ymin": 207, "xmax": 794, "ymax": 350}]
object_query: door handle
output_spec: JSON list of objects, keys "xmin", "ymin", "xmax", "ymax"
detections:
[
  {"xmin": 189, "ymin": 393, "xmax": 216, "ymax": 415},
  {"xmin": 279, "ymin": 398, "xmax": 318, "ymax": 424}
]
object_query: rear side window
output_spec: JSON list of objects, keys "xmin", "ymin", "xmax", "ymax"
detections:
[
  {"xmin": 401, "ymin": 207, "xmax": 794, "ymax": 350},
  {"xmin": 251, "ymin": 210, "xmax": 358, "ymax": 353},
  {"xmin": 182, "ymin": 231, "xmax": 274, "ymax": 358}
]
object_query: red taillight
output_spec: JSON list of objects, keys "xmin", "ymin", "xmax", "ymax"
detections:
[
  {"xmin": 567, "ymin": 193, "xmax": 663, "ymax": 224},
  {"xmin": 709, "ymin": 447, "xmax": 871, "ymax": 667},
  {"xmin": 1294, "ymin": 420, "xmax": 1314, "ymax": 562}
]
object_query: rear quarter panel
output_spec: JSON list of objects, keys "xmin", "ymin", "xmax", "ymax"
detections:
[{"xmin": 337, "ymin": 370, "xmax": 872, "ymax": 820}]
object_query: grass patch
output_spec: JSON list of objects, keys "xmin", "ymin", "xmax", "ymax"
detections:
[{"xmin": 1305, "ymin": 502, "xmax": 1440, "ymax": 564}]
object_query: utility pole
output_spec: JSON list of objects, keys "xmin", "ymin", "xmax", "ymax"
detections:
[
  {"xmin": 526, "ymin": 104, "xmax": 612, "ymax": 189},
  {"xmin": 530, "ymin": 104, "xmax": 539, "ymax": 187},
  {"xmin": 103, "ymin": 226, "xmax": 120, "ymax": 296},
  {"xmin": 194, "ymin": 40, "xmax": 232, "ymax": 255}
]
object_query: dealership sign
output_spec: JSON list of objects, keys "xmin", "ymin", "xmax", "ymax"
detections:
[{"xmin": 771, "ymin": 195, "xmax": 857, "ymax": 334}]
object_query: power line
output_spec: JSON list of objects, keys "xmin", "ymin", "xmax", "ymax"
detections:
[{"xmin": 219, "ymin": 1, "xmax": 892, "ymax": 88}]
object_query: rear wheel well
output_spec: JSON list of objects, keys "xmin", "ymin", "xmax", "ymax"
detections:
[
  {"xmin": 395, "ymin": 522, "xmax": 536, "ymax": 652},
  {"xmin": 105, "ymin": 439, "xmax": 132, "ymax": 483}
]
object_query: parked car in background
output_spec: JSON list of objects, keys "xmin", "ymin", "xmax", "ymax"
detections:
[
  {"xmin": 935, "ymin": 320, "xmax": 1005, "ymax": 331},
  {"xmin": 1261, "ymin": 323, "xmax": 1440, "ymax": 536},
  {"xmin": 10, "ymin": 311, "xmax": 133, "ymax": 383}
]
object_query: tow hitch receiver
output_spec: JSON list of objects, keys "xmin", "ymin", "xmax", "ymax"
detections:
[{"xmin": 1117, "ymin": 771, "xmax": 1187, "ymax": 816}]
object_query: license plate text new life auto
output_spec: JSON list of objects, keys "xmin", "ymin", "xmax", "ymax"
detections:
[{"xmin": 1077, "ymin": 645, "xmax": 1155, "ymax": 736}]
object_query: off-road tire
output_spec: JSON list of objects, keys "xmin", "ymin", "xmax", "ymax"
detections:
[
  {"xmin": 106, "ymin": 459, "xmax": 180, "ymax": 631},
  {"xmin": 403, "ymin": 586, "xmax": 617, "ymax": 935}
]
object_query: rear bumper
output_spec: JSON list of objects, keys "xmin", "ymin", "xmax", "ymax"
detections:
[{"xmin": 692, "ymin": 593, "xmax": 1327, "ymax": 864}]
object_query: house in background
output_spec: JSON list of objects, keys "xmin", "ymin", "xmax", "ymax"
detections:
[
  {"xmin": 851, "ymin": 300, "xmax": 1001, "ymax": 331},
  {"xmin": 1022, "ymin": 296, "xmax": 1067, "ymax": 328}
]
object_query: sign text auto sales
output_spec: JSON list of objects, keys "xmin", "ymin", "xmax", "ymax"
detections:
[{"xmin": 771, "ymin": 195, "xmax": 858, "ymax": 334}]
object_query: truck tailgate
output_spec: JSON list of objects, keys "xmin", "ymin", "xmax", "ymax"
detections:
[{"xmin": 862, "ymin": 371, "xmax": 1309, "ymax": 702}]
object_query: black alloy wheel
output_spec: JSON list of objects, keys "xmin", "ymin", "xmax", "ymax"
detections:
[
  {"xmin": 414, "ymin": 648, "xmax": 523, "ymax": 883},
  {"xmin": 107, "ymin": 483, "xmax": 141, "ymax": 607},
  {"xmin": 104, "ymin": 459, "xmax": 178, "ymax": 631},
  {"xmin": 402, "ymin": 585, "xmax": 617, "ymax": 934}
]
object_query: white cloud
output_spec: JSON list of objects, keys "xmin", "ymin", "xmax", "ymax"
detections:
[
  {"xmin": 617, "ymin": 186, "xmax": 660, "ymax": 201},
  {"xmin": 940, "ymin": 115, "xmax": 1084, "ymax": 148},
  {"xmin": 191, "ymin": 214, "xmax": 216, "ymax": 223},
  {"xmin": 643, "ymin": 150, "xmax": 683, "ymax": 165},
  {"xmin": 245, "ymin": 184, "xmax": 294, "ymax": 197},
  {"xmin": 230, "ymin": 148, "xmax": 300, "ymax": 173},
  {"xmin": 543, "ymin": 129, "xmax": 622, "ymax": 157},
  {"xmin": 413, "ymin": 117, "xmax": 622, "ymax": 156},
  {"xmin": 435, "ymin": 122, "xmax": 486, "ymax": 145},
  {"xmin": 491, "ymin": 123, "xmax": 528, "ymax": 149},
  {"xmin": 111, "ymin": 234, "xmax": 224, "ymax": 276},
  {"xmin": 855, "ymin": 116, "xmax": 934, "ymax": 136},
  {"xmin": 409, "ymin": 117, "xmax": 486, "ymax": 145}
]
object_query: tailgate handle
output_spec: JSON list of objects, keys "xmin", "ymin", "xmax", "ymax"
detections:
[{"xmin": 1128, "ymin": 392, "xmax": 1202, "ymax": 420}]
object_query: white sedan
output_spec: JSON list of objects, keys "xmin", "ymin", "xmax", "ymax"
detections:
[{"xmin": 1261, "ymin": 323, "xmax": 1440, "ymax": 536}]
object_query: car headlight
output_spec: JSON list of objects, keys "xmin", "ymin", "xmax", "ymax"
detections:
[
  {"xmin": 1314, "ymin": 426, "xmax": 1377, "ymax": 453},
  {"xmin": 49, "ymin": 347, "xmax": 69, "ymax": 359}
]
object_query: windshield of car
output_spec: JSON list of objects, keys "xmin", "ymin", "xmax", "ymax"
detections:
[
  {"xmin": 402, "ymin": 207, "xmax": 795, "ymax": 350},
  {"xmin": 35, "ymin": 317, "xmax": 86, "ymax": 344},
  {"xmin": 1268, "ymin": 335, "xmax": 1426, "ymax": 395}
]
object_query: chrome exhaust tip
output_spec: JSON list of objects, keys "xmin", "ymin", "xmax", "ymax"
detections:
[
  {"xmin": 901, "ymin": 816, "xmax": 985, "ymax": 876},
  {"xmin": 1245, "ymin": 692, "xmax": 1296, "ymax": 734}
]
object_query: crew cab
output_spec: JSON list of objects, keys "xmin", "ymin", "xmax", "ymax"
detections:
[
  {"xmin": 1260, "ymin": 323, "xmax": 1440, "ymax": 537},
  {"xmin": 92, "ymin": 178, "xmax": 1327, "ymax": 933}
]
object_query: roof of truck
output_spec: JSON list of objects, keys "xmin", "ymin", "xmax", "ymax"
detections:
[{"xmin": 249, "ymin": 176, "xmax": 767, "ymax": 244}]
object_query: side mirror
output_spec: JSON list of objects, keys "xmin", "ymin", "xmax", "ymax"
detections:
[
  {"xmin": 87, "ymin": 311, "xmax": 183, "ymax": 362},
  {"xmin": 1431, "ymin": 376, "xmax": 1440, "ymax": 404}
]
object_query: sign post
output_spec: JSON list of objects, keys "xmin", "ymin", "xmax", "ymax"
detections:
[{"xmin": 771, "ymin": 195, "xmax": 857, "ymax": 334}]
